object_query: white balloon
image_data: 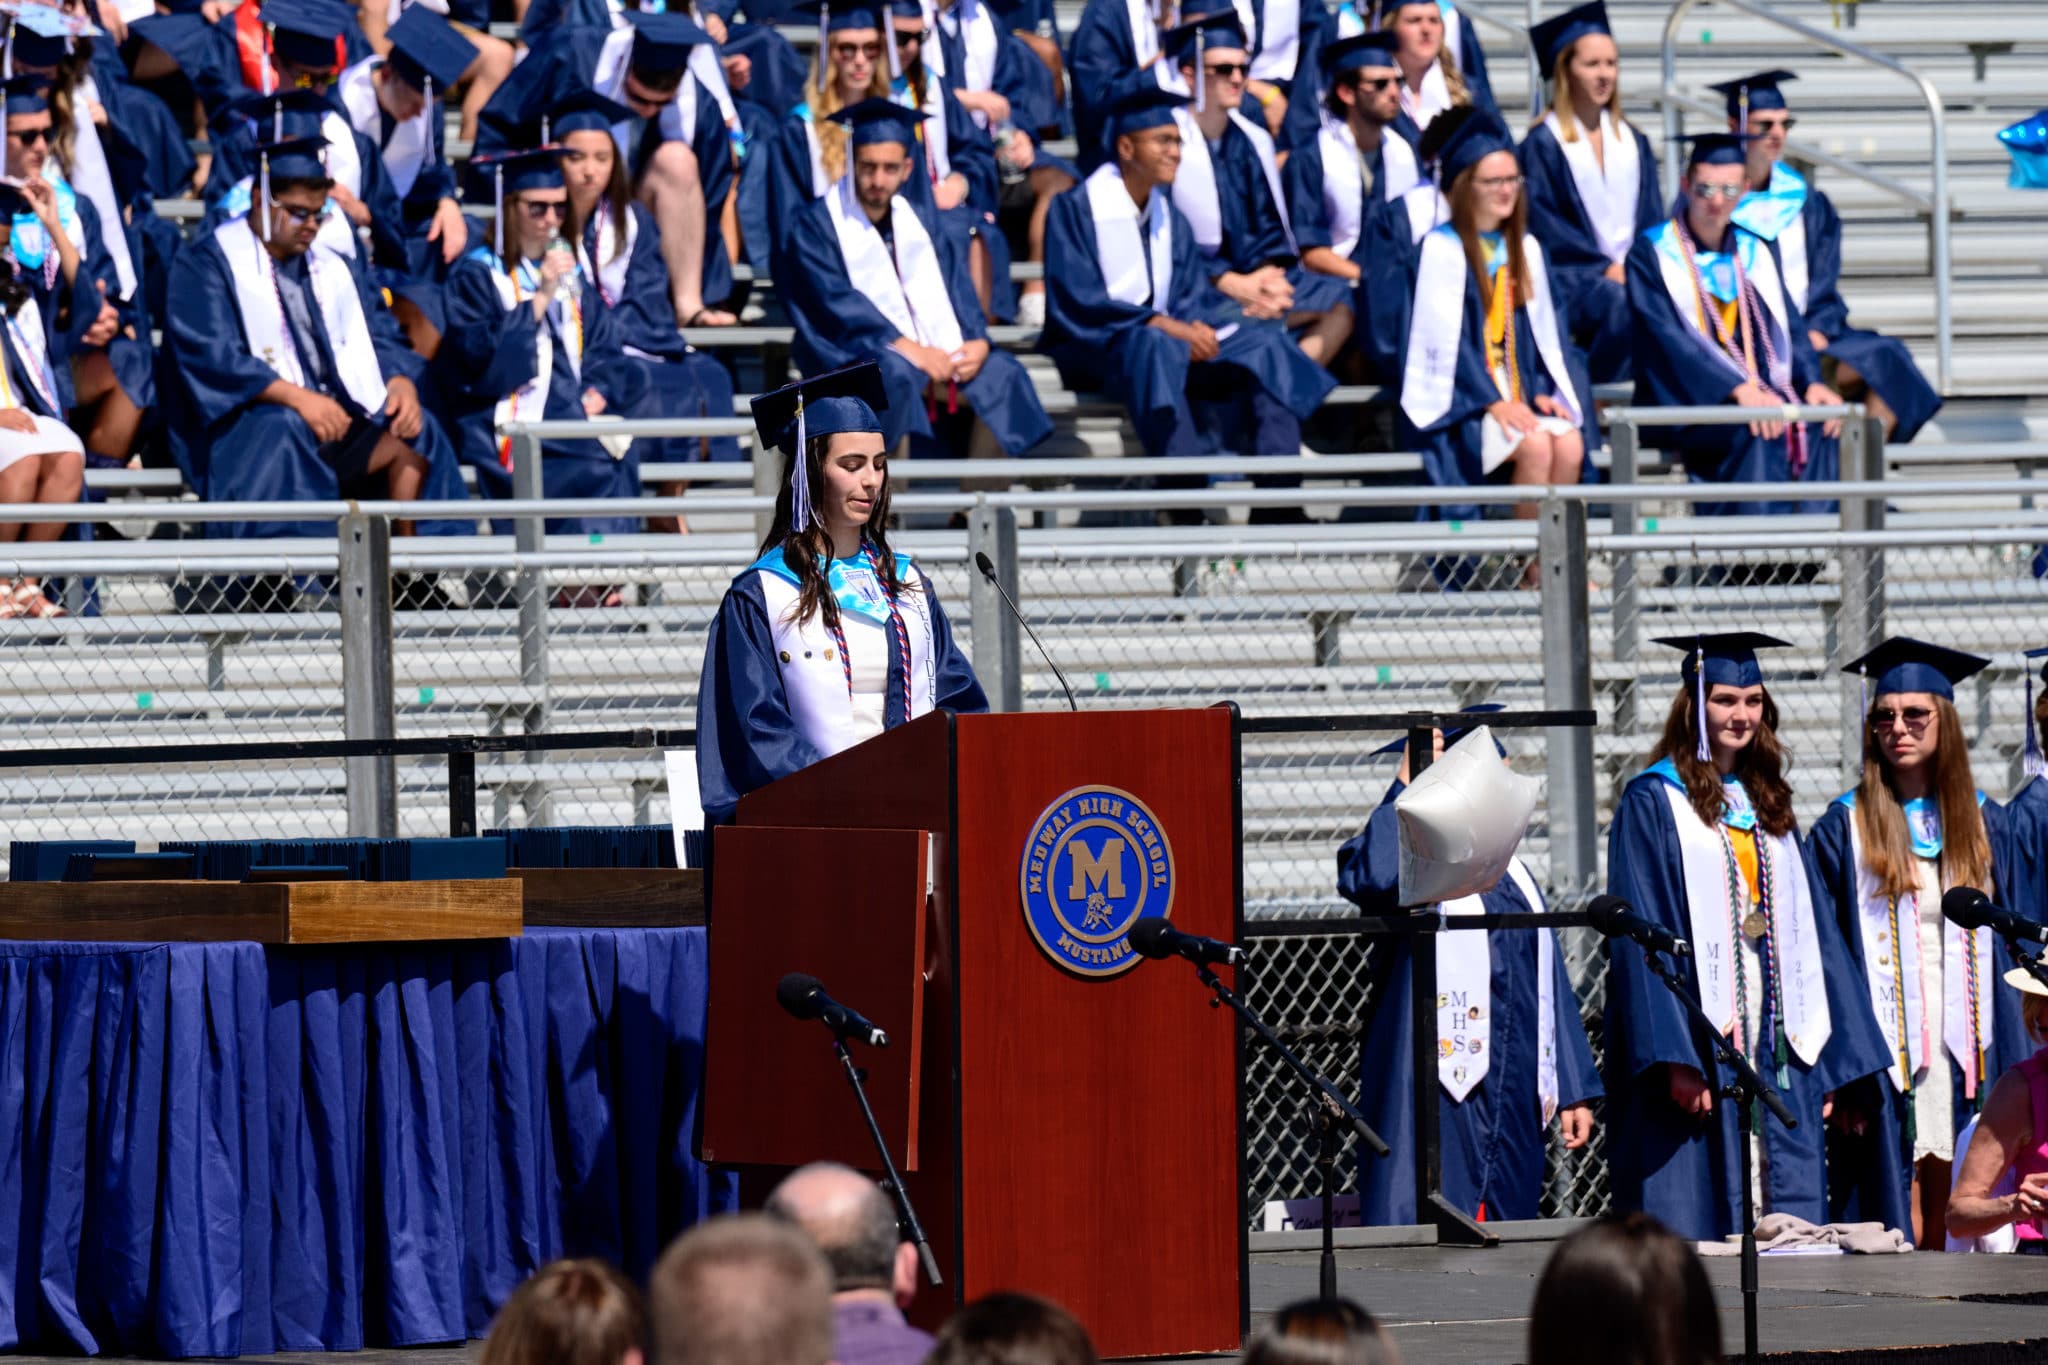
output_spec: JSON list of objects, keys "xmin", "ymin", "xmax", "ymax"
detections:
[{"xmin": 1393, "ymin": 726, "xmax": 1541, "ymax": 906}]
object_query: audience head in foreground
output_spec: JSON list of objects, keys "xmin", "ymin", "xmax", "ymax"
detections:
[
  {"xmin": 925, "ymin": 1292, "xmax": 1099, "ymax": 1365},
  {"xmin": 767, "ymin": 1161, "xmax": 935, "ymax": 1365},
  {"xmin": 478, "ymin": 1258, "xmax": 646, "ymax": 1365},
  {"xmin": 650, "ymin": 1214, "xmax": 836, "ymax": 1365},
  {"xmin": 1526, "ymin": 1213, "xmax": 1723, "ymax": 1365},
  {"xmin": 1240, "ymin": 1297, "xmax": 1401, "ymax": 1365}
]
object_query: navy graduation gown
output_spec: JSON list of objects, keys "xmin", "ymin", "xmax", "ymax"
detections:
[
  {"xmin": 694, "ymin": 565, "xmax": 986, "ymax": 824},
  {"xmin": 1806, "ymin": 797, "xmax": 2036, "ymax": 1233},
  {"xmin": 205, "ymin": 115, "xmax": 410, "ymax": 274},
  {"xmin": 434, "ymin": 253, "xmax": 648, "ymax": 534},
  {"xmin": 1353, "ymin": 185, "xmax": 1430, "ymax": 385},
  {"xmin": 1603, "ymin": 771, "xmax": 1890, "ymax": 1243},
  {"xmin": 1794, "ymin": 186, "xmax": 1940, "ymax": 444},
  {"xmin": 1519, "ymin": 119, "xmax": 1660, "ymax": 384},
  {"xmin": 781, "ymin": 193, "xmax": 1053, "ymax": 456},
  {"xmin": 2008, "ymin": 776, "xmax": 2048, "ymax": 929},
  {"xmin": 1623, "ymin": 224, "xmax": 1838, "ymax": 516},
  {"xmin": 579, "ymin": 202, "xmax": 742, "ymax": 464},
  {"xmin": 1065, "ymin": 0, "xmax": 1161, "ymax": 173},
  {"xmin": 1038, "ymin": 180, "xmax": 1335, "ymax": 457},
  {"xmin": 1337, "ymin": 782, "xmax": 1600, "ymax": 1224},
  {"xmin": 161, "ymin": 231, "xmax": 470, "ymax": 539}
]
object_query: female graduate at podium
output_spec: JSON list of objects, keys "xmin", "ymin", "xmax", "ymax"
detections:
[
  {"xmin": 1603, "ymin": 633, "xmax": 1888, "ymax": 1244},
  {"xmin": 1807, "ymin": 638, "xmax": 2031, "ymax": 1247},
  {"xmin": 695, "ymin": 363, "xmax": 988, "ymax": 824},
  {"xmin": 1336, "ymin": 712, "xmax": 1600, "ymax": 1225}
]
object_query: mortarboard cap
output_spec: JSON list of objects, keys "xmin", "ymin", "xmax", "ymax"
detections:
[
  {"xmin": 751, "ymin": 362, "xmax": 891, "ymax": 528},
  {"xmin": 829, "ymin": 95, "xmax": 928, "ymax": 148},
  {"xmin": 384, "ymin": 5, "xmax": 474, "ymax": 91},
  {"xmin": 6, "ymin": 5, "xmax": 91, "ymax": 68},
  {"xmin": 214, "ymin": 86, "xmax": 330, "ymax": 140},
  {"xmin": 1680, "ymin": 131, "xmax": 1755, "ymax": 168},
  {"xmin": 261, "ymin": 0, "xmax": 350, "ymax": 70},
  {"xmin": 788, "ymin": 0, "xmax": 884, "ymax": 31},
  {"xmin": 1370, "ymin": 703, "xmax": 1507, "ymax": 757},
  {"xmin": 1104, "ymin": 76, "xmax": 1189, "ymax": 139},
  {"xmin": 1320, "ymin": 30, "xmax": 1399, "ymax": 78},
  {"xmin": 471, "ymin": 145, "xmax": 564, "ymax": 195},
  {"xmin": 1527, "ymin": 0, "xmax": 1610, "ymax": 76},
  {"xmin": 1709, "ymin": 69, "xmax": 1796, "ymax": 120},
  {"xmin": 1434, "ymin": 108, "xmax": 1514, "ymax": 184},
  {"xmin": 624, "ymin": 8, "xmax": 714, "ymax": 75},
  {"xmin": 2023, "ymin": 647, "xmax": 2048, "ymax": 779},
  {"xmin": 1841, "ymin": 636, "xmax": 1989, "ymax": 702},
  {"xmin": 253, "ymin": 131, "xmax": 330, "ymax": 182},
  {"xmin": 2, "ymin": 75, "xmax": 48, "ymax": 117},
  {"xmin": 1163, "ymin": 11, "xmax": 1249, "ymax": 65},
  {"xmin": 546, "ymin": 88, "xmax": 631, "ymax": 139},
  {"xmin": 1652, "ymin": 631, "xmax": 1790, "ymax": 688},
  {"xmin": 885, "ymin": 0, "xmax": 926, "ymax": 19}
]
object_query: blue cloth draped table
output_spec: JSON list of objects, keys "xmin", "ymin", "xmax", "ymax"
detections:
[{"xmin": 0, "ymin": 927, "xmax": 733, "ymax": 1357}]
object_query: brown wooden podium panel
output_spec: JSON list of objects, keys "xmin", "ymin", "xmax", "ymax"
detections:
[
  {"xmin": 0, "ymin": 878, "xmax": 523, "ymax": 942},
  {"xmin": 700, "ymin": 825, "xmax": 930, "ymax": 1171}
]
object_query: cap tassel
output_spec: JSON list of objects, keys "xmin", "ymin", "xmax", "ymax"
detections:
[
  {"xmin": 263, "ymin": 24, "xmax": 277, "ymax": 95},
  {"xmin": 818, "ymin": 1, "xmax": 830, "ymax": 79},
  {"xmin": 2027, "ymin": 664, "xmax": 2045, "ymax": 782},
  {"xmin": 4, "ymin": 21, "xmax": 13, "ymax": 81},
  {"xmin": 1194, "ymin": 28, "xmax": 1205, "ymax": 112},
  {"xmin": 492, "ymin": 164, "xmax": 503, "ymax": 264},
  {"xmin": 790, "ymin": 395, "xmax": 816, "ymax": 530},
  {"xmin": 885, "ymin": 5, "xmax": 902, "ymax": 80},
  {"xmin": 1693, "ymin": 644, "xmax": 1710, "ymax": 764},
  {"xmin": 258, "ymin": 150, "xmax": 271, "ymax": 242}
]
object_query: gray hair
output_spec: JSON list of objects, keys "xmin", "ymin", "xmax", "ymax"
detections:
[{"xmin": 764, "ymin": 1160, "xmax": 902, "ymax": 1292}]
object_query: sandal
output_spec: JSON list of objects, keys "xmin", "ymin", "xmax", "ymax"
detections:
[
  {"xmin": 0, "ymin": 580, "xmax": 22, "ymax": 621},
  {"xmin": 14, "ymin": 580, "xmax": 64, "ymax": 618},
  {"xmin": 680, "ymin": 307, "xmax": 737, "ymax": 328}
]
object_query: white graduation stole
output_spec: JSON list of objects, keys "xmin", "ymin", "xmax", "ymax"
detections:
[
  {"xmin": 1648, "ymin": 219, "xmax": 1794, "ymax": 393},
  {"xmin": 802, "ymin": 117, "xmax": 829, "ymax": 197},
  {"xmin": 339, "ymin": 57, "xmax": 430, "ymax": 199},
  {"xmin": 1657, "ymin": 778, "xmax": 1831, "ymax": 1065},
  {"xmin": 317, "ymin": 109, "xmax": 365, "ymax": 258},
  {"xmin": 1398, "ymin": 59, "xmax": 1450, "ymax": 131},
  {"xmin": 891, "ymin": 74, "xmax": 952, "ymax": 185},
  {"xmin": 1401, "ymin": 182, "xmax": 1447, "ymax": 246},
  {"xmin": 216, "ymin": 217, "xmax": 389, "ymax": 415},
  {"xmin": 575, "ymin": 202, "xmax": 638, "ymax": 306},
  {"xmin": 1085, "ymin": 162, "xmax": 1174, "ymax": 311},
  {"xmin": 753, "ymin": 553, "xmax": 939, "ymax": 759},
  {"xmin": 1400, "ymin": 227, "xmax": 1578, "ymax": 431},
  {"xmin": 1434, "ymin": 857, "xmax": 1558, "ymax": 1117},
  {"xmin": 1314, "ymin": 117, "xmax": 1367, "ymax": 259},
  {"xmin": 1248, "ymin": 0, "xmax": 1300, "ymax": 82},
  {"xmin": 2, "ymin": 298, "xmax": 59, "ymax": 414},
  {"xmin": 1844, "ymin": 810, "xmax": 1931, "ymax": 1092},
  {"xmin": 67, "ymin": 75, "xmax": 136, "ymax": 298},
  {"xmin": 1124, "ymin": 0, "xmax": 1162, "ymax": 65},
  {"xmin": 1544, "ymin": 109, "xmax": 1639, "ymax": 266},
  {"xmin": 1236, "ymin": 111, "xmax": 1294, "ymax": 253},
  {"xmin": 825, "ymin": 178, "xmax": 965, "ymax": 353},
  {"xmin": 486, "ymin": 258, "xmax": 584, "ymax": 441},
  {"xmin": 1170, "ymin": 110, "xmax": 1280, "ymax": 254},
  {"xmin": 595, "ymin": 25, "xmax": 699, "ymax": 149}
]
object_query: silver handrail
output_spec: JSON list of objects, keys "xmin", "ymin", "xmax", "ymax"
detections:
[{"xmin": 1659, "ymin": 0, "xmax": 1951, "ymax": 394}]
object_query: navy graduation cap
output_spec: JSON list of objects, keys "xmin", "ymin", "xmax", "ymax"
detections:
[
  {"xmin": 1710, "ymin": 69, "xmax": 1796, "ymax": 121},
  {"xmin": 751, "ymin": 362, "xmax": 891, "ymax": 529},
  {"xmin": 471, "ymin": 146, "xmax": 564, "ymax": 256},
  {"xmin": 384, "ymin": 5, "xmax": 475, "ymax": 94},
  {"xmin": 1163, "ymin": 10, "xmax": 1249, "ymax": 63},
  {"xmin": 828, "ymin": 95, "xmax": 930, "ymax": 147},
  {"xmin": 5, "ymin": 5, "xmax": 88, "ymax": 70},
  {"xmin": 624, "ymin": 8, "xmax": 714, "ymax": 76},
  {"xmin": 1527, "ymin": 0, "xmax": 1610, "ymax": 78},
  {"xmin": 1680, "ymin": 131, "xmax": 1756, "ymax": 168},
  {"xmin": 1, "ymin": 74, "xmax": 49, "ymax": 117},
  {"xmin": 261, "ymin": 0, "xmax": 351, "ymax": 71},
  {"xmin": 1320, "ymin": 30, "xmax": 1399, "ymax": 79},
  {"xmin": 1652, "ymin": 631, "xmax": 1791, "ymax": 687},
  {"xmin": 214, "ymin": 86, "xmax": 331, "ymax": 142},
  {"xmin": 787, "ymin": 0, "xmax": 902, "ymax": 78},
  {"xmin": 546, "ymin": 88, "xmax": 632, "ymax": 140},
  {"xmin": 1841, "ymin": 636, "xmax": 1989, "ymax": 702},
  {"xmin": 1434, "ymin": 108, "xmax": 1514, "ymax": 183},
  {"xmin": 1104, "ymin": 77, "xmax": 1189, "ymax": 139}
]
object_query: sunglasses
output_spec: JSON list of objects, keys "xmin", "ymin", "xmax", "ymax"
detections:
[
  {"xmin": 1746, "ymin": 117, "xmax": 1797, "ymax": 133},
  {"xmin": 7, "ymin": 126, "xmax": 47, "ymax": 146},
  {"xmin": 1688, "ymin": 183, "xmax": 1746, "ymax": 201},
  {"xmin": 291, "ymin": 71, "xmax": 336, "ymax": 90},
  {"xmin": 1352, "ymin": 75, "xmax": 1396, "ymax": 91},
  {"xmin": 833, "ymin": 40, "xmax": 883, "ymax": 59},
  {"xmin": 276, "ymin": 201, "xmax": 331, "ymax": 224},
  {"xmin": 1204, "ymin": 61, "xmax": 1249, "ymax": 78},
  {"xmin": 894, "ymin": 27, "xmax": 926, "ymax": 43},
  {"xmin": 521, "ymin": 199, "xmax": 567, "ymax": 219},
  {"xmin": 1870, "ymin": 706, "xmax": 1936, "ymax": 732}
]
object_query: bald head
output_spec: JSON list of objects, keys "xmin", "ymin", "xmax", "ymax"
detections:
[
  {"xmin": 765, "ymin": 1162, "xmax": 903, "ymax": 1292},
  {"xmin": 649, "ymin": 1215, "xmax": 834, "ymax": 1365}
]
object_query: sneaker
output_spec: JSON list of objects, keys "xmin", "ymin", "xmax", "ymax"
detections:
[{"xmin": 1014, "ymin": 290, "xmax": 1046, "ymax": 329}]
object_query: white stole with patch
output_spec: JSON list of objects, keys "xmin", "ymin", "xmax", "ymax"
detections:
[
  {"xmin": 826, "ymin": 179, "xmax": 964, "ymax": 352},
  {"xmin": 755, "ymin": 563, "xmax": 938, "ymax": 759},
  {"xmin": 1659, "ymin": 781, "xmax": 1831, "ymax": 1065},
  {"xmin": 339, "ymin": 58, "xmax": 430, "ymax": 199},
  {"xmin": 2, "ymin": 298, "xmax": 59, "ymax": 414},
  {"xmin": 1544, "ymin": 109, "xmax": 1638, "ymax": 266},
  {"xmin": 1085, "ymin": 162, "xmax": 1173, "ymax": 311},
  {"xmin": 1400, "ymin": 228, "xmax": 1577, "ymax": 431},
  {"xmin": 1172, "ymin": 110, "xmax": 1291, "ymax": 256},
  {"xmin": 486, "ymin": 260, "xmax": 583, "ymax": 439},
  {"xmin": 1845, "ymin": 816, "xmax": 1931, "ymax": 1092},
  {"xmin": 1649, "ymin": 221, "xmax": 1794, "ymax": 393},
  {"xmin": 216, "ymin": 217, "xmax": 388, "ymax": 414},
  {"xmin": 1435, "ymin": 857, "xmax": 1557, "ymax": 1116}
]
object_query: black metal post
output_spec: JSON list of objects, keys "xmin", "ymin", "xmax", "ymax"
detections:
[
  {"xmin": 447, "ymin": 742, "xmax": 478, "ymax": 837},
  {"xmin": 834, "ymin": 1038, "xmax": 942, "ymax": 1288},
  {"xmin": 1309, "ymin": 1094, "xmax": 1340, "ymax": 1300}
]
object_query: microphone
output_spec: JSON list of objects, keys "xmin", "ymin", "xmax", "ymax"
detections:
[
  {"xmin": 973, "ymin": 550, "xmax": 1078, "ymax": 711},
  {"xmin": 1942, "ymin": 887, "xmax": 2048, "ymax": 946},
  {"xmin": 1587, "ymin": 894, "xmax": 1692, "ymax": 959},
  {"xmin": 1129, "ymin": 917, "xmax": 1247, "ymax": 968},
  {"xmin": 776, "ymin": 973, "xmax": 890, "ymax": 1047}
]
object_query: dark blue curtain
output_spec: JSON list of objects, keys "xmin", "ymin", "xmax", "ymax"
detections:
[{"xmin": 0, "ymin": 927, "xmax": 732, "ymax": 1358}]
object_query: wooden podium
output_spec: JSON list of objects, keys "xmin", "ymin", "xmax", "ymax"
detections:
[{"xmin": 700, "ymin": 708, "xmax": 1245, "ymax": 1359}]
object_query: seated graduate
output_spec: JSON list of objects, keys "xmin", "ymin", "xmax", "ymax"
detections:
[
  {"xmin": 436, "ymin": 148, "xmax": 652, "ymax": 536},
  {"xmin": 1039, "ymin": 80, "xmax": 1336, "ymax": 461},
  {"xmin": 765, "ymin": 0, "xmax": 894, "ymax": 258},
  {"xmin": 1225, "ymin": 0, "xmax": 1331, "ymax": 155},
  {"xmin": 1, "ymin": 75, "xmax": 147, "ymax": 475},
  {"xmin": 1625, "ymin": 132, "xmax": 1843, "ymax": 517},
  {"xmin": 334, "ymin": 7, "xmax": 477, "ymax": 284},
  {"xmin": 555, "ymin": 89, "xmax": 744, "ymax": 468},
  {"xmin": 1286, "ymin": 31, "xmax": 1420, "ymax": 302},
  {"xmin": 1397, "ymin": 108, "xmax": 1586, "ymax": 545},
  {"xmin": 1333, "ymin": 0, "xmax": 1492, "ymax": 117},
  {"xmin": 1336, "ymin": 712, "xmax": 1600, "ymax": 1225},
  {"xmin": 359, "ymin": 0, "xmax": 515, "ymax": 144},
  {"xmin": 1806, "ymin": 639, "xmax": 2033, "ymax": 1247},
  {"xmin": 781, "ymin": 98, "xmax": 1053, "ymax": 458},
  {"xmin": 1519, "ymin": 1, "xmax": 1659, "ymax": 385},
  {"xmin": 695, "ymin": 362, "xmax": 987, "ymax": 824},
  {"xmin": 1165, "ymin": 13, "xmax": 1352, "ymax": 369},
  {"xmin": 1720, "ymin": 70, "xmax": 1941, "ymax": 443},
  {"xmin": 1378, "ymin": 0, "xmax": 1493, "ymax": 144},
  {"xmin": 1603, "ymin": 633, "xmax": 1889, "ymax": 1244},
  {"xmin": 1065, "ymin": 0, "xmax": 1178, "ymax": 176},
  {"xmin": 480, "ymin": 10, "xmax": 740, "ymax": 327},
  {"xmin": 163, "ymin": 134, "xmax": 470, "ymax": 541},
  {"xmin": 1354, "ymin": 100, "xmax": 1463, "ymax": 381},
  {"xmin": 0, "ymin": 188, "xmax": 87, "ymax": 622}
]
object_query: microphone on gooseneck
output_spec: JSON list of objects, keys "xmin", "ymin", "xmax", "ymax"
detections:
[
  {"xmin": 1943, "ymin": 887, "xmax": 2048, "ymax": 946},
  {"xmin": 1130, "ymin": 917, "xmax": 1248, "ymax": 968},
  {"xmin": 973, "ymin": 551, "xmax": 1078, "ymax": 712},
  {"xmin": 776, "ymin": 973, "xmax": 890, "ymax": 1048},
  {"xmin": 1587, "ymin": 894, "xmax": 1693, "ymax": 959}
]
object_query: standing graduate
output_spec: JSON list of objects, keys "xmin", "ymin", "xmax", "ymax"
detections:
[
  {"xmin": 1038, "ymin": 80, "xmax": 1335, "ymax": 461},
  {"xmin": 1719, "ymin": 70, "xmax": 1941, "ymax": 443},
  {"xmin": 1603, "ymin": 634, "xmax": 1888, "ymax": 1244},
  {"xmin": 1518, "ymin": 1, "xmax": 1659, "ymax": 385},
  {"xmin": 1807, "ymin": 638, "xmax": 2034, "ymax": 1246},
  {"xmin": 695, "ymin": 363, "xmax": 986, "ymax": 824},
  {"xmin": 435, "ymin": 148, "xmax": 649, "ymax": 537},
  {"xmin": 161, "ymin": 134, "xmax": 470, "ymax": 541},
  {"xmin": 779, "ymin": 99, "xmax": 1052, "ymax": 457},
  {"xmin": 2007, "ymin": 647, "xmax": 2048, "ymax": 930},
  {"xmin": 1624, "ymin": 132, "xmax": 1843, "ymax": 516},
  {"xmin": 1165, "ymin": 13, "xmax": 1351, "ymax": 369},
  {"xmin": 1397, "ymin": 109, "xmax": 1585, "ymax": 544},
  {"xmin": 1337, "ymin": 713, "xmax": 1600, "ymax": 1225}
]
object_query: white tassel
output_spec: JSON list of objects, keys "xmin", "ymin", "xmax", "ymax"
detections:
[
  {"xmin": 258, "ymin": 150, "xmax": 270, "ymax": 241},
  {"xmin": 790, "ymin": 395, "xmax": 815, "ymax": 529},
  {"xmin": 2027, "ymin": 661, "xmax": 2046, "ymax": 782},
  {"xmin": 1693, "ymin": 644, "xmax": 1710, "ymax": 764},
  {"xmin": 885, "ymin": 4, "xmax": 901, "ymax": 80},
  {"xmin": 1194, "ymin": 27, "xmax": 1204, "ymax": 113},
  {"xmin": 492, "ymin": 163, "xmax": 503, "ymax": 263}
]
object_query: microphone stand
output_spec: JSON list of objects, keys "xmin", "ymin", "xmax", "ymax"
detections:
[
  {"xmin": 2003, "ymin": 938, "xmax": 2048, "ymax": 992},
  {"xmin": 833, "ymin": 1037, "xmax": 943, "ymax": 1288},
  {"xmin": 1638, "ymin": 945, "xmax": 1795, "ymax": 1365},
  {"xmin": 1183, "ymin": 959, "xmax": 1389, "ymax": 1303}
]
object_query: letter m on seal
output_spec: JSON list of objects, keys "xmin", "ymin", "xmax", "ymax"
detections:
[{"xmin": 1067, "ymin": 839, "xmax": 1128, "ymax": 901}]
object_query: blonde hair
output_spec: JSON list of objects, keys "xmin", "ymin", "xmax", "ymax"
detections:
[
  {"xmin": 2024, "ymin": 991, "xmax": 2048, "ymax": 1047},
  {"xmin": 479, "ymin": 1260, "xmax": 644, "ymax": 1365},
  {"xmin": 803, "ymin": 41, "xmax": 890, "ymax": 185},
  {"xmin": 1438, "ymin": 46, "xmax": 1473, "ymax": 110},
  {"xmin": 1540, "ymin": 41, "xmax": 1628, "ymax": 143},
  {"xmin": 1852, "ymin": 694, "xmax": 1994, "ymax": 902}
]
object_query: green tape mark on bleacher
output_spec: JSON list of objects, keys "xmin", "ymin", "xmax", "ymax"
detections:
[
  {"xmin": 1700, "ymin": 28, "xmax": 1713, "ymax": 41},
  {"xmin": 588, "ymin": 532, "xmax": 604, "ymax": 545},
  {"xmin": 1448, "ymin": 520, "xmax": 1465, "ymax": 533},
  {"xmin": 418, "ymin": 687, "xmax": 437, "ymax": 705},
  {"xmin": 136, "ymin": 692, "xmax": 153, "ymax": 710},
  {"xmin": 1376, "ymin": 665, "xmax": 1392, "ymax": 683},
  {"xmin": 1093, "ymin": 672, "xmax": 1111, "ymax": 690},
  {"xmin": 1645, "ymin": 518, "xmax": 1661, "ymax": 533}
]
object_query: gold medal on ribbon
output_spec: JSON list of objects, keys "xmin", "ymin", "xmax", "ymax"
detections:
[{"xmin": 1741, "ymin": 910, "xmax": 1769, "ymax": 941}]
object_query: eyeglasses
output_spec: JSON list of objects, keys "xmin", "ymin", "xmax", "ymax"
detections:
[
  {"xmin": 894, "ymin": 27, "xmax": 926, "ymax": 43},
  {"xmin": 833, "ymin": 40, "xmax": 883, "ymax": 59},
  {"xmin": 291, "ymin": 71, "xmax": 336, "ymax": 90},
  {"xmin": 1473, "ymin": 173, "xmax": 1524, "ymax": 191},
  {"xmin": 1746, "ymin": 117, "xmax": 1797, "ymax": 133},
  {"xmin": 1204, "ymin": 61, "xmax": 1249, "ymax": 78},
  {"xmin": 276, "ymin": 201, "xmax": 331, "ymax": 224},
  {"xmin": 1352, "ymin": 75, "xmax": 1396, "ymax": 91},
  {"xmin": 1688, "ymin": 183, "xmax": 1747, "ymax": 201},
  {"xmin": 520, "ymin": 200, "xmax": 567, "ymax": 219},
  {"xmin": 1869, "ymin": 706, "xmax": 1936, "ymax": 733},
  {"xmin": 6, "ymin": 126, "xmax": 47, "ymax": 146}
]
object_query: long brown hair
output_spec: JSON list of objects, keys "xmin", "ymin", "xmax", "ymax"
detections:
[
  {"xmin": 803, "ymin": 41, "xmax": 890, "ymax": 185},
  {"xmin": 45, "ymin": 41, "xmax": 90, "ymax": 176},
  {"xmin": 1540, "ymin": 40, "xmax": 1629, "ymax": 142},
  {"xmin": 1853, "ymin": 694, "xmax": 1992, "ymax": 900},
  {"xmin": 759, "ymin": 434, "xmax": 903, "ymax": 627},
  {"xmin": 1449, "ymin": 159, "xmax": 1531, "ymax": 301},
  {"xmin": 562, "ymin": 134, "xmax": 634, "ymax": 268},
  {"xmin": 1644, "ymin": 682, "xmax": 1796, "ymax": 838},
  {"xmin": 478, "ymin": 1259, "xmax": 643, "ymax": 1365}
]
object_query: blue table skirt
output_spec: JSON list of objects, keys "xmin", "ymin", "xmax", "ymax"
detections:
[{"xmin": 0, "ymin": 927, "xmax": 735, "ymax": 1357}]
